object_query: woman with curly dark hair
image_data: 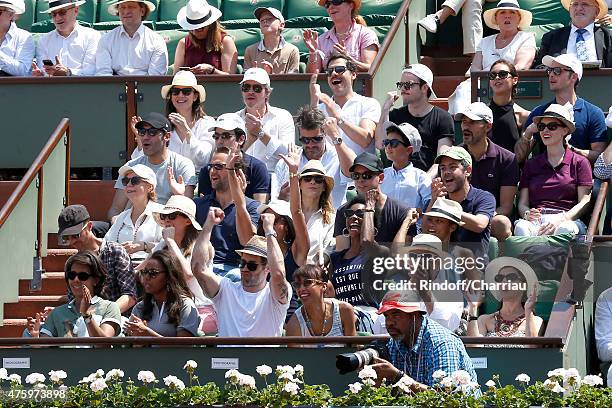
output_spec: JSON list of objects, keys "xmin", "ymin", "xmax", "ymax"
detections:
[{"xmin": 125, "ymin": 250, "xmax": 200, "ymax": 337}]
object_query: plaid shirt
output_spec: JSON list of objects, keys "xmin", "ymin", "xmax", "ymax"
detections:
[
  {"xmin": 594, "ymin": 153, "xmax": 612, "ymax": 180},
  {"xmin": 98, "ymin": 240, "xmax": 137, "ymax": 301},
  {"xmin": 387, "ymin": 316, "xmax": 479, "ymax": 390}
]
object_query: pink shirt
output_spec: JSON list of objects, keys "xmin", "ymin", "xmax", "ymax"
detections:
[{"xmin": 317, "ymin": 22, "xmax": 379, "ymax": 68}]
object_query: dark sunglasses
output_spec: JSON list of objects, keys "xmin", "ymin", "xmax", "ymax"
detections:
[
  {"xmin": 299, "ymin": 136, "xmax": 324, "ymax": 145},
  {"xmin": 170, "ymin": 87, "xmax": 194, "ymax": 96},
  {"xmin": 488, "ymin": 70, "xmax": 513, "ymax": 80},
  {"xmin": 239, "ymin": 260, "xmax": 262, "ymax": 271},
  {"xmin": 241, "ymin": 83, "xmax": 264, "ymax": 93},
  {"xmin": 50, "ymin": 7, "xmax": 74, "ymax": 18},
  {"xmin": 494, "ymin": 273, "xmax": 525, "ymax": 283},
  {"xmin": 291, "ymin": 278, "xmax": 324, "ymax": 290},
  {"xmin": 207, "ymin": 162, "xmax": 227, "ymax": 171},
  {"xmin": 396, "ymin": 81, "xmax": 420, "ymax": 91},
  {"xmin": 382, "ymin": 139, "xmax": 407, "ymax": 148},
  {"xmin": 545, "ymin": 67, "xmax": 573, "ymax": 76},
  {"xmin": 350, "ymin": 172, "xmax": 377, "ymax": 181},
  {"xmin": 121, "ymin": 176, "xmax": 144, "ymax": 186},
  {"xmin": 136, "ymin": 127, "xmax": 163, "ymax": 137},
  {"xmin": 66, "ymin": 271, "xmax": 92, "ymax": 281},
  {"xmin": 159, "ymin": 212, "xmax": 184, "ymax": 221},
  {"xmin": 301, "ymin": 175, "xmax": 325, "ymax": 184},
  {"xmin": 344, "ymin": 208, "xmax": 366, "ymax": 218},
  {"xmin": 537, "ymin": 122, "xmax": 566, "ymax": 132},
  {"xmin": 140, "ymin": 268, "xmax": 166, "ymax": 279},
  {"xmin": 326, "ymin": 66, "xmax": 348, "ymax": 76},
  {"xmin": 324, "ymin": 0, "xmax": 345, "ymax": 8},
  {"xmin": 213, "ymin": 132, "xmax": 236, "ymax": 140}
]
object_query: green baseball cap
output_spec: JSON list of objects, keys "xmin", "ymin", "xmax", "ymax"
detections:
[{"xmin": 434, "ymin": 146, "xmax": 472, "ymax": 167}]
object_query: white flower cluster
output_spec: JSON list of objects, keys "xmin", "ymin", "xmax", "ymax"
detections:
[
  {"xmin": 433, "ymin": 369, "xmax": 479, "ymax": 394},
  {"xmin": 515, "ymin": 373, "xmax": 531, "ymax": 384},
  {"xmin": 90, "ymin": 378, "xmax": 108, "ymax": 393},
  {"xmin": 25, "ymin": 373, "xmax": 45, "ymax": 385},
  {"xmin": 137, "ymin": 370, "xmax": 157, "ymax": 384},
  {"xmin": 164, "ymin": 375, "xmax": 186, "ymax": 391},
  {"xmin": 348, "ymin": 382, "xmax": 363, "ymax": 394},
  {"xmin": 183, "ymin": 360, "xmax": 198, "ymax": 371},
  {"xmin": 393, "ymin": 375, "xmax": 416, "ymax": 394},
  {"xmin": 0, "ymin": 368, "xmax": 8, "ymax": 380},
  {"xmin": 357, "ymin": 365, "xmax": 377, "ymax": 386},
  {"xmin": 544, "ymin": 367, "xmax": 604, "ymax": 390},
  {"xmin": 80, "ymin": 369, "xmax": 105, "ymax": 384},
  {"xmin": 225, "ymin": 369, "xmax": 256, "ymax": 389},
  {"xmin": 283, "ymin": 381, "xmax": 300, "ymax": 396},
  {"xmin": 48, "ymin": 370, "xmax": 67, "ymax": 384},
  {"xmin": 105, "ymin": 369, "xmax": 125, "ymax": 381},
  {"xmin": 485, "ymin": 380, "xmax": 496, "ymax": 389},
  {"xmin": 543, "ymin": 379, "xmax": 565, "ymax": 394},
  {"xmin": 256, "ymin": 365, "xmax": 272, "ymax": 376}
]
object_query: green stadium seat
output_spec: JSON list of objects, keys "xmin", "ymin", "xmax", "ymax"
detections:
[
  {"xmin": 15, "ymin": 0, "xmax": 35, "ymax": 31},
  {"xmin": 94, "ymin": 0, "xmax": 159, "ymax": 30},
  {"xmin": 359, "ymin": 0, "xmax": 403, "ymax": 16},
  {"xmin": 523, "ymin": 24, "xmax": 566, "ymax": 48},
  {"xmin": 362, "ymin": 14, "xmax": 394, "ymax": 27},
  {"xmin": 281, "ymin": 27, "xmax": 327, "ymax": 61},
  {"xmin": 226, "ymin": 27, "xmax": 262, "ymax": 58},
  {"xmin": 368, "ymin": 25, "xmax": 390, "ymax": 45},
  {"xmin": 285, "ymin": 0, "xmax": 328, "ymax": 28},
  {"xmin": 221, "ymin": 0, "xmax": 283, "ymax": 27}
]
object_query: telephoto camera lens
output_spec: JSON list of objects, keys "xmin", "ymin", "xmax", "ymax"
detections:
[{"xmin": 336, "ymin": 348, "xmax": 380, "ymax": 374}]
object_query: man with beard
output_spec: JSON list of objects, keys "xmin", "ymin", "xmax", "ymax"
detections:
[
  {"xmin": 426, "ymin": 146, "xmax": 496, "ymax": 259},
  {"xmin": 191, "ymin": 208, "xmax": 290, "ymax": 338},
  {"xmin": 457, "ymin": 102, "xmax": 519, "ymax": 242}
]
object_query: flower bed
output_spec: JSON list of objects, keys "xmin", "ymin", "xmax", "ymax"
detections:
[{"xmin": 0, "ymin": 363, "xmax": 609, "ymax": 407}]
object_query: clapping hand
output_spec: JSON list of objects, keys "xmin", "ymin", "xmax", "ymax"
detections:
[
  {"xmin": 245, "ymin": 112, "xmax": 263, "ymax": 137},
  {"xmin": 279, "ymin": 144, "xmax": 301, "ymax": 174},
  {"xmin": 123, "ymin": 315, "xmax": 150, "ymax": 336},
  {"xmin": 167, "ymin": 166, "xmax": 186, "ymax": 195},
  {"xmin": 524, "ymin": 283, "xmax": 538, "ymax": 315},
  {"xmin": 303, "ymin": 29, "xmax": 319, "ymax": 53},
  {"xmin": 80, "ymin": 286, "xmax": 93, "ymax": 316},
  {"xmin": 168, "ymin": 113, "xmax": 191, "ymax": 139},
  {"xmin": 431, "ymin": 177, "xmax": 447, "ymax": 199}
]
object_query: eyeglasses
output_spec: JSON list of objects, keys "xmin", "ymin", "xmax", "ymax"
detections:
[
  {"xmin": 537, "ymin": 122, "xmax": 566, "ymax": 132},
  {"xmin": 241, "ymin": 83, "xmax": 264, "ymax": 93},
  {"xmin": 121, "ymin": 176, "xmax": 144, "ymax": 186},
  {"xmin": 140, "ymin": 268, "xmax": 166, "ymax": 279},
  {"xmin": 66, "ymin": 271, "xmax": 92, "ymax": 281},
  {"xmin": 396, "ymin": 81, "xmax": 420, "ymax": 91},
  {"xmin": 299, "ymin": 136, "xmax": 324, "ymax": 145},
  {"xmin": 207, "ymin": 162, "xmax": 227, "ymax": 171},
  {"xmin": 239, "ymin": 260, "xmax": 262, "ymax": 271},
  {"xmin": 545, "ymin": 67, "xmax": 573, "ymax": 76},
  {"xmin": 213, "ymin": 132, "xmax": 236, "ymax": 140},
  {"xmin": 301, "ymin": 175, "xmax": 325, "ymax": 184},
  {"xmin": 324, "ymin": 0, "xmax": 345, "ymax": 8},
  {"xmin": 170, "ymin": 87, "xmax": 194, "ymax": 96},
  {"xmin": 136, "ymin": 127, "xmax": 164, "ymax": 137},
  {"xmin": 291, "ymin": 278, "xmax": 324, "ymax": 290},
  {"xmin": 350, "ymin": 172, "xmax": 377, "ymax": 181},
  {"xmin": 494, "ymin": 273, "xmax": 525, "ymax": 283},
  {"xmin": 159, "ymin": 212, "xmax": 184, "ymax": 221},
  {"xmin": 382, "ymin": 139, "xmax": 407, "ymax": 148},
  {"xmin": 259, "ymin": 17, "xmax": 278, "ymax": 25},
  {"xmin": 344, "ymin": 208, "xmax": 366, "ymax": 218},
  {"xmin": 50, "ymin": 6, "xmax": 74, "ymax": 18},
  {"xmin": 326, "ymin": 66, "xmax": 348, "ymax": 75},
  {"xmin": 488, "ymin": 70, "xmax": 513, "ymax": 80}
]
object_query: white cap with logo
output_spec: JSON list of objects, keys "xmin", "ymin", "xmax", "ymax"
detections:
[
  {"xmin": 401, "ymin": 63, "xmax": 437, "ymax": 99},
  {"xmin": 542, "ymin": 53, "xmax": 583, "ymax": 80},
  {"xmin": 209, "ymin": 113, "xmax": 247, "ymax": 133},
  {"xmin": 454, "ymin": 102, "xmax": 494, "ymax": 124},
  {"xmin": 240, "ymin": 67, "xmax": 271, "ymax": 86}
]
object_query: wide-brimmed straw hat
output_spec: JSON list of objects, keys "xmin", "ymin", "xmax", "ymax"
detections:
[
  {"xmin": 533, "ymin": 103, "xmax": 576, "ymax": 134},
  {"xmin": 483, "ymin": 0, "xmax": 533, "ymax": 31},
  {"xmin": 153, "ymin": 195, "xmax": 202, "ymax": 230},
  {"xmin": 423, "ymin": 198, "xmax": 465, "ymax": 226},
  {"xmin": 0, "ymin": 0, "xmax": 26, "ymax": 14},
  {"xmin": 484, "ymin": 256, "xmax": 538, "ymax": 301},
  {"xmin": 561, "ymin": 0, "xmax": 607, "ymax": 20},
  {"xmin": 177, "ymin": 0, "xmax": 222, "ymax": 31},
  {"xmin": 298, "ymin": 160, "xmax": 335, "ymax": 193},
  {"xmin": 398, "ymin": 233, "xmax": 446, "ymax": 259},
  {"xmin": 236, "ymin": 236, "xmax": 268, "ymax": 259},
  {"xmin": 108, "ymin": 0, "xmax": 156, "ymax": 16},
  {"xmin": 41, "ymin": 0, "xmax": 85, "ymax": 14},
  {"xmin": 161, "ymin": 70, "xmax": 206, "ymax": 104}
]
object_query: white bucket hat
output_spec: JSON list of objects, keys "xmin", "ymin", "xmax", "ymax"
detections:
[
  {"xmin": 41, "ymin": 0, "xmax": 85, "ymax": 14},
  {"xmin": 108, "ymin": 0, "xmax": 156, "ymax": 16},
  {"xmin": 153, "ymin": 195, "xmax": 202, "ymax": 230},
  {"xmin": 118, "ymin": 163, "xmax": 157, "ymax": 189},
  {"xmin": 483, "ymin": 0, "xmax": 533, "ymax": 31},
  {"xmin": 399, "ymin": 233, "xmax": 446, "ymax": 259},
  {"xmin": 485, "ymin": 256, "xmax": 538, "ymax": 301},
  {"xmin": 161, "ymin": 70, "xmax": 206, "ymax": 104},
  {"xmin": 177, "ymin": 0, "xmax": 222, "ymax": 31},
  {"xmin": 533, "ymin": 103, "xmax": 576, "ymax": 134},
  {"xmin": 0, "ymin": 0, "xmax": 25, "ymax": 14},
  {"xmin": 561, "ymin": 0, "xmax": 607, "ymax": 20}
]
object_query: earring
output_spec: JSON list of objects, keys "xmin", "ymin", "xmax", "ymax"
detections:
[{"xmin": 342, "ymin": 228, "xmax": 350, "ymax": 237}]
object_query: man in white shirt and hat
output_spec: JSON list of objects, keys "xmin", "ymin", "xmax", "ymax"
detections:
[
  {"xmin": 32, "ymin": 0, "xmax": 100, "ymax": 76},
  {"xmin": 0, "ymin": 0, "xmax": 34, "ymax": 76},
  {"xmin": 95, "ymin": 0, "xmax": 168, "ymax": 75}
]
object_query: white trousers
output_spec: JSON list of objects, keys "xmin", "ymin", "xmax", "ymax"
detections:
[{"xmin": 442, "ymin": 0, "xmax": 485, "ymax": 54}]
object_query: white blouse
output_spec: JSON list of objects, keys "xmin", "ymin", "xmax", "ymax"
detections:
[
  {"xmin": 305, "ymin": 209, "xmax": 335, "ymax": 264},
  {"xmin": 477, "ymin": 30, "xmax": 536, "ymax": 71}
]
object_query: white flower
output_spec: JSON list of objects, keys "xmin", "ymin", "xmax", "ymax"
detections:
[
  {"xmin": 393, "ymin": 376, "xmax": 415, "ymax": 393},
  {"xmin": 164, "ymin": 375, "xmax": 186, "ymax": 391},
  {"xmin": 48, "ymin": 370, "xmax": 67, "ymax": 384},
  {"xmin": 95, "ymin": 369, "xmax": 105, "ymax": 378},
  {"xmin": 283, "ymin": 381, "xmax": 299, "ymax": 396},
  {"xmin": 238, "ymin": 374, "xmax": 256, "ymax": 389},
  {"xmin": 278, "ymin": 372, "xmax": 295, "ymax": 382},
  {"xmin": 105, "ymin": 369, "xmax": 124, "ymax": 381},
  {"xmin": 358, "ymin": 365, "xmax": 377, "ymax": 382},
  {"xmin": 225, "ymin": 369, "xmax": 240, "ymax": 380},
  {"xmin": 348, "ymin": 382, "xmax": 363, "ymax": 394},
  {"xmin": 0, "ymin": 368, "xmax": 8, "ymax": 380},
  {"xmin": 34, "ymin": 383, "xmax": 46, "ymax": 389},
  {"xmin": 552, "ymin": 383, "xmax": 565, "ymax": 393},
  {"xmin": 485, "ymin": 380, "xmax": 496, "ymax": 388},
  {"xmin": 25, "ymin": 373, "xmax": 45, "ymax": 385},
  {"xmin": 294, "ymin": 364, "xmax": 304, "ymax": 375},
  {"xmin": 432, "ymin": 370, "xmax": 447, "ymax": 380},
  {"xmin": 440, "ymin": 376, "xmax": 454, "ymax": 388},
  {"xmin": 183, "ymin": 360, "xmax": 197, "ymax": 371},
  {"xmin": 256, "ymin": 365, "xmax": 272, "ymax": 376},
  {"xmin": 90, "ymin": 378, "xmax": 108, "ymax": 393},
  {"xmin": 79, "ymin": 376, "xmax": 93, "ymax": 384},
  {"xmin": 547, "ymin": 368, "xmax": 566, "ymax": 378},
  {"xmin": 451, "ymin": 370, "xmax": 471, "ymax": 386},
  {"xmin": 276, "ymin": 365, "xmax": 295, "ymax": 376},
  {"xmin": 564, "ymin": 368, "xmax": 580, "ymax": 381},
  {"xmin": 515, "ymin": 373, "xmax": 531, "ymax": 384},
  {"xmin": 582, "ymin": 375, "xmax": 603, "ymax": 387},
  {"xmin": 544, "ymin": 378, "xmax": 565, "ymax": 393},
  {"xmin": 8, "ymin": 374, "xmax": 21, "ymax": 385},
  {"xmin": 137, "ymin": 370, "xmax": 156, "ymax": 384},
  {"xmin": 59, "ymin": 385, "xmax": 68, "ymax": 391}
]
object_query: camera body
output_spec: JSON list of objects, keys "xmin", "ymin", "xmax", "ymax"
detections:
[{"xmin": 336, "ymin": 340, "xmax": 390, "ymax": 374}]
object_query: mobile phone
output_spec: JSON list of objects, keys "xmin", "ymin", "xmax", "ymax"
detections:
[
  {"xmin": 179, "ymin": 66, "xmax": 191, "ymax": 71},
  {"xmin": 43, "ymin": 59, "xmax": 54, "ymax": 66}
]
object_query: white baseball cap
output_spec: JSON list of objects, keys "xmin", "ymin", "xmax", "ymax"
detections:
[
  {"xmin": 240, "ymin": 67, "xmax": 270, "ymax": 86},
  {"xmin": 209, "ymin": 113, "xmax": 247, "ymax": 133},
  {"xmin": 454, "ymin": 102, "xmax": 494, "ymax": 124},
  {"xmin": 542, "ymin": 54, "xmax": 583, "ymax": 80},
  {"xmin": 254, "ymin": 6, "xmax": 284, "ymax": 24},
  {"xmin": 118, "ymin": 163, "xmax": 157, "ymax": 189},
  {"xmin": 383, "ymin": 121, "xmax": 422, "ymax": 153},
  {"xmin": 401, "ymin": 63, "xmax": 437, "ymax": 99}
]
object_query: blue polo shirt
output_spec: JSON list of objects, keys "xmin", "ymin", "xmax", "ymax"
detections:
[
  {"xmin": 198, "ymin": 153, "xmax": 270, "ymax": 198},
  {"xmin": 525, "ymin": 97, "xmax": 608, "ymax": 150},
  {"xmin": 456, "ymin": 186, "xmax": 495, "ymax": 259},
  {"xmin": 193, "ymin": 193, "xmax": 260, "ymax": 266}
]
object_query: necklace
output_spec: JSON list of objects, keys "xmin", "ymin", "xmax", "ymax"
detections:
[
  {"xmin": 494, "ymin": 311, "xmax": 525, "ymax": 337},
  {"xmin": 117, "ymin": 212, "xmax": 148, "ymax": 242},
  {"xmin": 303, "ymin": 302, "xmax": 330, "ymax": 336}
]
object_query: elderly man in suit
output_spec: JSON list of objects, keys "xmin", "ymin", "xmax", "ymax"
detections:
[{"xmin": 533, "ymin": 0, "xmax": 612, "ymax": 67}]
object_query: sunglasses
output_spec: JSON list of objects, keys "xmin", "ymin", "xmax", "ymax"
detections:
[
  {"xmin": 121, "ymin": 176, "xmax": 144, "ymax": 186},
  {"xmin": 159, "ymin": 212, "xmax": 184, "ymax": 221},
  {"xmin": 207, "ymin": 162, "xmax": 227, "ymax": 171},
  {"xmin": 324, "ymin": 0, "xmax": 345, "ymax": 8},
  {"xmin": 61, "ymin": 224, "xmax": 88, "ymax": 243},
  {"xmin": 326, "ymin": 66, "xmax": 348, "ymax": 76},
  {"xmin": 545, "ymin": 67, "xmax": 573, "ymax": 76},
  {"xmin": 299, "ymin": 136, "xmax": 324, "ymax": 145},
  {"xmin": 170, "ymin": 87, "xmax": 194, "ymax": 96},
  {"xmin": 301, "ymin": 175, "xmax": 325, "ymax": 184},
  {"xmin": 241, "ymin": 83, "xmax": 264, "ymax": 93},
  {"xmin": 66, "ymin": 271, "xmax": 92, "ymax": 281},
  {"xmin": 344, "ymin": 208, "xmax": 366, "ymax": 218},
  {"xmin": 350, "ymin": 172, "xmax": 377, "ymax": 181},
  {"xmin": 50, "ymin": 7, "xmax": 74, "ymax": 18},
  {"xmin": 239, "ymin": 260, "xmax": 262, "ymax": 271},
  {"xmin": 396, "ymin": 81, "xmax": 420, "ymax": 91},
  {"xmin": 537, "ymin": 122, "xmax": 566, "ymax": 132},
  {"xmin": 494, "ymin": 273, "xmax": 525, "ymax": 283},
  {"xmin": 213, "ymin": 132, "xmax": 236, "ymax": 140},
  {"xmin": 291, "ymin": 278, "xmax": 324, "ymax": 290},
  {"xmin": 488, "ymin": 70, "xmax": 513, "ymax": 80},
  {"xmin": 136, "ymin": 127, "xmax": 163, "ymax": 137},
  {"xmin": 140, "ymin": 268, "xmax": 166, "ymax": 279},
  {"xmin": 382, "ymin": 139, "xmax": 407, "ymax": 148}
]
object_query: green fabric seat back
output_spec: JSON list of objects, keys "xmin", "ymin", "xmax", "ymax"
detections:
[
  {"xmin": 281, "ymin": 27, "xmax": 327, "ymax": 59},
  {"xmin": 367, "ymin": 25, "xmax": 390, "ymax": 45},
  {"xmin": 36, "ymin": 0, "xmax": 98, "ymax": 23},
  {"xmin": 97, "ymin": 0, "xmax": 159, "ymax": 22},
  {"xmin": 286, "ymin": 0, "xmax": 327, "ymax": 19},
  {"xmin": 362, "ymin": 14, "xmax": 394, "ymax": 26},
  {"xmin": 226, "ymin": 28, "xmax": 262, "ymax": 58},
  {"xmin": 221, "ymin": 0, "xmax": 284, "ymax": 22},
  {"xmin": 359, "ymin": 0, "xmax": 403, "ymax": 16},
  {"xmin": 523, "ymin": 24, "xmax": 566, "ymax": 48},
  {"xmin": 158, "ymin": 29, "xmax": 187, "ymax": 66},
  {"xmin": 482, "ymin": 279, "xmax": 559, "ymax": 322},
  {"xmin": 15, "ymin": 0, "xmax": 36, "ymax": 31},
  {"xmin": 158, "ymin": 0, "xmax": 187, "ymax": 21}
]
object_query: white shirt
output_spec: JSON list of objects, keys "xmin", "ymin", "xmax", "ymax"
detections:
[
  {"xmin": 0, "ymin": 22, "xmax": 34, "ymax": 76},
  {"xmin": 272, "ymin": 146, "xmax": 350, "ymax": 208},
  {"xmin": 595, "ymin": 287, "xmax": 612, "ymax": 362},
  {"xmin": 36, "ymin": 24, "xmax": 100, "ymax": 76},
  {"xmin": 381, "ymin": 164, "xmax": 432, "ymax": 210},
  {"xmin": 567, "ymin": 23, "xmax": 598, "ymax": 61},
  {"xmin": 305, "ymin": 209, "xmax": 335, "ymax": 263},
  {"xmin": 236, "ymin": 105, "xmax": 295, "ymax": 173},
  {"xmin": 213, "ymin": 277, "xmax": 291, "ymax": 338},
  {"xmin": 104, "ymin": 201, "xmax": 164, "ymax": 262},
  {"xmin": 95, "ymin": 24, "xmax": 168, "ymax": 76},
  {"xmin": 318, "ymin": 93, "xmax": 381, "ymax": 155}
]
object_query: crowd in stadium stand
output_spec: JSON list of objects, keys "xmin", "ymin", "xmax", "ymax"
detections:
[{"xmin": 7, "ymin": 0, "xmax": 612, "ymax": 389}]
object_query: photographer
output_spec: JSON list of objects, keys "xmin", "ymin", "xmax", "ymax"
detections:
[{"xmin": 370, "ymin": 291, "xmax": 479, "ymax": 391}]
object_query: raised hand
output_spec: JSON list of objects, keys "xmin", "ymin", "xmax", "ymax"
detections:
[
  {"xmin": 245, "ymin": 112, "xmax": 263, "ymax": 136},
  {"xmin": 524, "ymin": 283, "xmax": 538, "ymax": 315},
  {"xmin": 168, "ymin": 112, "xmax": 191, "ymax": 139},
  {"xmin": 303, "ymin": 29, "xmax": 319, "ymax": 53},
  {"xmin": 309, "ymin": 73, "xmax": 321, "ymax": 102},
  {"xmin": 322, "ymin": 117, "xmax": 340, "ymax": 140},
  {"xmin": 80, "ymin": 286, "xmax": 92, "ymax": 316},
  {"xmin": 206, "ymin": 206, "xmax": 225, "ymax": 226},
  {"xmin": 383, "ymin": 90, "xmax": 400, "ymax": 111},
  {"xmin": 31, "ymin": 62, "xmax": 44, "ymax": 77},
  {"xmin": 279, "ymin": 144, "xmax": 301, "ymax": 174},
  {"xmin": 365, "ymin": 188, "xmax": 379, "ymax": 209},
  {"xmin": 430, "ymin": 177, "xmax": 447, "ymax": 199},
  {"xmin": 236, "ymin": 169, "xmax": 248, "ymax": 192},
  {"xmin": 167, "ymin": 166, "xmax": 186, "ymax": 195},
  {"xmin": 260, "ymin": 212, "xmax": 276, "ymax": 232}
]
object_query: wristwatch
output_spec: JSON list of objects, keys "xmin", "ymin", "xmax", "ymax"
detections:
[
  {"xmin": 330, "ymin": 136, "xmax": 343, "ymax": 145},
  {"xmin": 81, "ymin": 314, "xmax": 93, "ymax": 324},
  {"xmin": 337, "ymin": 118, "xmax": 345, "ymax": 126},
  {"xmin": 265, "ymin": 230, "xmax": 277, "ymax": 238},
  {"xmin": 256, "ymin": 129, "xmax": 265, "ymax": 139}
]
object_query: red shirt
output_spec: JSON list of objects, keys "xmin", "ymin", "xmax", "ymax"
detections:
[{"xmin": 183, "ymin": 34, "xmax": 225, "ymax": 70}]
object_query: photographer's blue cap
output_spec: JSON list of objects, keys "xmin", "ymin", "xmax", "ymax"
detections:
[{"xmin": 377, "ymin": 291, "xmax": 426, "ymax": 314}]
